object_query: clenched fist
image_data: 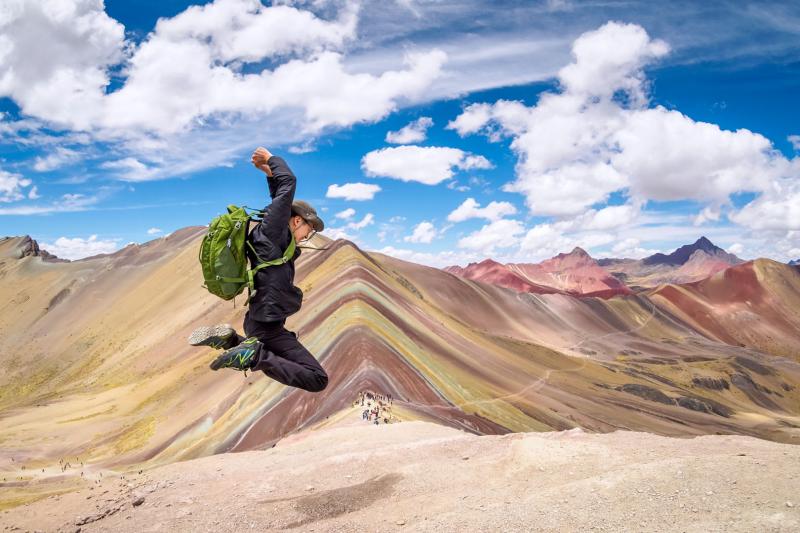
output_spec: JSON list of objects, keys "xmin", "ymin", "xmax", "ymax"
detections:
[{"xmin": 251, "ymin": 147, "xmax": 274, "ymax": 176}]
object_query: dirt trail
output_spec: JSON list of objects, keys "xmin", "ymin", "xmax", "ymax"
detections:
[{"xmin": 2, "ymin": 410, "xmax": 798, "ymax": 532}]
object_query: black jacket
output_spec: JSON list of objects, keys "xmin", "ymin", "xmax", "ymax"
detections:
[{"xmin": 245, "ymin": 156, "xmax": 303, "ymax": 322}]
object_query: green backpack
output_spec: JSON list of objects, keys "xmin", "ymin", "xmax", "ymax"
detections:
[{"xmin": 199, "ymin": 204, "xmax": 296, "ymax": 305}]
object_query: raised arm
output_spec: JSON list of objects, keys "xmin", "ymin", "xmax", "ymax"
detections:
[{"xmin": 251, "ymin": 147, "xmax": 297, "ymax": 244}]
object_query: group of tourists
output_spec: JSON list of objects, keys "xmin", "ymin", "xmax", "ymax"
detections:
[{"xmin": 353, "ymin": 390, "xmax": 397, "ymax": 425}]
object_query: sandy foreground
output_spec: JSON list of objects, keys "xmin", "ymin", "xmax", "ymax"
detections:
[{"xmin": 1, "ymin": 409, "xmax": 798, "ymax": 533}]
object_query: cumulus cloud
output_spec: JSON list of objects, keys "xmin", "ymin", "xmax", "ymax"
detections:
[
  {"xmin": 335, "ymin": 207, "xmax": 356, "ymax": 219},
  {"xmin": 325, "ymin": 212, "xmax": 375, "ymax": 240},
  {"xmin": 0, "ymin": 0, "xmax": 448, "ymax": 181},
  {"xmin": 457, "ymin": 218, "xmax": 525, "ymax": 252},
  {"xmin": 347, "ymin": 212, "xmax": 374, "ymax": 230},
  {"xmin": 33, "ymin": 147, "xmax": 81, "ymax": 172},
  {"xmin": 404, "ymin": 221, "xmax": 437, "ymax": 243},
  {"xmin": 0, "ymin": 0, "xmax": 126, "ymax": 130},
  {"xmin": 693, "ymin": 205, "xmax": 721, "ymax": 226},
  {"xmin": 100, "ymin": 158, "xmax": 159, "ymax": 181},
  {"xmin": 0, "ymin": 170, "xmax": 33, "ymax": 202},
  {"xmin": 728, "ymin": 178, "xmax": 800, "ymax": 231},
  {"xmin": 371, "ymin": 244, "xmax": 490, "ymax": 269},
  {"xmin": 326, "ymin": 182, "xmax": 381, "ymax": 201},
  {"xmin": 519, "ymin": 222, "xmax": 615, "ymax": 259},
  {"xmin": 147, "ymin": 227, "xmax": 163, "ymax": 235},
  {"xmin": 789, "ymin": 135, "xmax": 800, "ymax": 151},
  {"xmin": 39, "ymin": 234, "xmax": 120, "ymax": 260},
  {"xmin": 362, "ymin": 145, "xmax": 491, "ymax": 185},
  {"xmin": 322, "ymin": 226, "xmax": 355, "ymax": 241},
  {"xmin": 385, "ymin": 116, "xmax": 433, "ymax": 144},
  {"xmin": 728, "ymin": 242, "xmax": 744, "ymax": 255},
  {"xmin": 447, "ymin": 197, "xmax": 517, "ymax": 222},
  {"xmin": 569, "ymin": 204, "xmax": 640, "ymax": 231},
  {"xmin": 606, "ymin": 237, "xmax": 661, "ymax": 259},
  {"xmin": 448, "ymin": 21, "xmax": 792, "ymax": 223}
]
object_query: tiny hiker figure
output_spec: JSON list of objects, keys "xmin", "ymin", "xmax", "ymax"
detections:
[{"xmin": 189, "ymin": 147, "xmax": 328, "ymax": 393}]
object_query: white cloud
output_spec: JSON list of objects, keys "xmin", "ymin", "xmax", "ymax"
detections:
[
  {"xmin": 0, "ymin": 170, "xmax": 33, "ymax": 202},
  {"xmin": 693, "ymin": 205, "xmax": 721, "ymax": 226},
  {"xmin": 32, "ymin": 147, "xmax": 81, "ymax": 172},
  {"xmin": 557, "ymin": 21, "xmax": 669, "ymax": 104},
  {"xmin": 346, "ymin": 213, "xmax": 374, "ymax": 230},
  {"xmin": 789, "ymin": 135, "xmax": 800, "ymax": 151},
  {"xmin": 101, "ymin": 157, "xmax": 159, "ymax": 182},
  {"xmin": 449, "ymin": 21, "xmax": 790, "ymax": 221},
  {"xmin": 385, "ymin": 116, "xmax": 433, "ymax": 144},
  {"xmin": 361, "ymin": 145, "xmax": 491, "ymax": 185},
  {"xmin": 457, "ymin": 218, "xmax": 525, "ymax": 252},
  {"xmin": 335, "ymin": 207, "xmax": 356, "ymax": 219},
  {"xmin": 326, "ymin": 182, "xmax": 381, "ymax": 201},
  {"xmin": 287, "ymin": 141, "xmax": 316, "ymax": 154},
  {"xmin": 322, "ymin": 227, "xmax": 354, "ymax": 240},
  {"xmin": 147, "ymin": 227, "xmax": 163, "ymax": 235},
  {"xmin": 370, "ymin": 244, "xmax": 487, "ymax": 269},
  {"xmin": 0, "ymin": 192, "xmax": 100, "ymax": 215},
  {"xmin": 39, "ymin": 234, "xmax": 120, "ymax": 260},
  {"xmin": 518, "ymin": 222, "xmax": 615, "ymax": 260},
  {"xmin": 27, "ymin": 185, "xmax": 40, "ymax": 199},
  {"xmin": 607, "ymin": 237, "xmax": 660, "ymax": 259},
  {"xmin": 728, "ymin": 242, "xmax": 744, "ymax": 255},
  {"xmin": 446, "ymin": 180, "xmax": 470, "ymax": 192},
  {"xmin": 0, "ymin": 0, "xmax": 449, "ymax": 183},
  {"xmin": 570, "ymin": 204, "xmax": 639, "ymax": 231},
  {"xmin": 404, "ymin": 221, "xmax": 437, "ymax": 243},
  {"xmin": 0, "ymin": 0, "xmax": 126, "ymax": 130},
  {"xmin": 728, "ymin": 178, "xmax": 800, "ymax": 231},
  {"xmin": 447, "ymin": 197, "xmax": 517, "ymax": 222}
]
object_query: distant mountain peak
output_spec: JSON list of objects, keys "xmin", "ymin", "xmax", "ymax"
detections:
[
  {"xmin": 569, "ymin": 246, "xmax": 590, "ymax": 257},
  {"xmin": 14, "ymin": 235, "xmax": 68, "ymax": 263},
  {"xmin": 643, "ymin": 236, "xmax": 739, "ymax": 267}
]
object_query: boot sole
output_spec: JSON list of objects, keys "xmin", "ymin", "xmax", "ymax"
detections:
[{"xmin": 188, "ymin": 324, "xmax": 235, "ymax": 348}]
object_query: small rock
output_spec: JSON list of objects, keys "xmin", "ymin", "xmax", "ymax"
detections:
[
  {"xmin": 706, "ymin": 491, "xmax": 713, "ymax": 496},
  {"xmin": 305, "ymin": 486, "xmax": 315, "ymax": 492},
  {"xmin": 396, "ymin": 520, "xmax": 406, "ymax": 526},
  {"xmin": 132, "ymin": 496, "xmax": 145, "ymax": 507},
  {"xmin": 462, "ymin": 456, "xmax": 469, "ymax": 460},
  {"xmin": 787, "ymin": 502, "xmax": 795, "ymax": 508}
]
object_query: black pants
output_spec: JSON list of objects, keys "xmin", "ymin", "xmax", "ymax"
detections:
[{"xmin": 234, "ymin": 311, "xmax": 328, "ymax": 393}]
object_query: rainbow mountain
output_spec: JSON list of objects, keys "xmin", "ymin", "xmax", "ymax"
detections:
[{"xmin": 1, "ymin": 230, "xmax": 799, "ymax": 508}]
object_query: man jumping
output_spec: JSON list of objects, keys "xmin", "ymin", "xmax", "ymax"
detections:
[{"xmin": 188, "ymin": 147, "xmax": 328, "ymax": 393}]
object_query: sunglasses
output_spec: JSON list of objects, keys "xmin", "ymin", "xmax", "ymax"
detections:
[{"xmin": 301, "ymin": 219, "xmax": 316, "ymax": 240}]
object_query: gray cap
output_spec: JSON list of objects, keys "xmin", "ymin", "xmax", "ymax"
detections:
[{"xmin": 291, "ymin": 200, "xmax": 324, "ymax": 232}]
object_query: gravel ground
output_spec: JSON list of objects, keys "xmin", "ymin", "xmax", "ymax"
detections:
[{"xmin": 2, "ymin": 413, "xmax": 798, "ymax": 533}]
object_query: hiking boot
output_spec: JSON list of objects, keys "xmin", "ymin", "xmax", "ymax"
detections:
[
  {"xmin": 209, "ymin": 337, "xmax": 261, "ymax": 372},
  {"xmin": 188, "ymin": 324, "xmax": 237, "ymax": 350}
]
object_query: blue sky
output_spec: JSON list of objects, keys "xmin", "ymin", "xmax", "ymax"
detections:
[{"xmin": 0, "ymin": 0, "xmax": 798, "ymax": 264}]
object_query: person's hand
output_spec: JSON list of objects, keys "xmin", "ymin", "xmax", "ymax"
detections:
[{"xmin": 251, "ymin": 147, "xmax": 273, "ymax": 176}]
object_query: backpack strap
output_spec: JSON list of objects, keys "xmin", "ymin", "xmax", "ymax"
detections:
[{"xmin": 243, "ymin": 233, "xmax": 297, "ymax": 306}]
